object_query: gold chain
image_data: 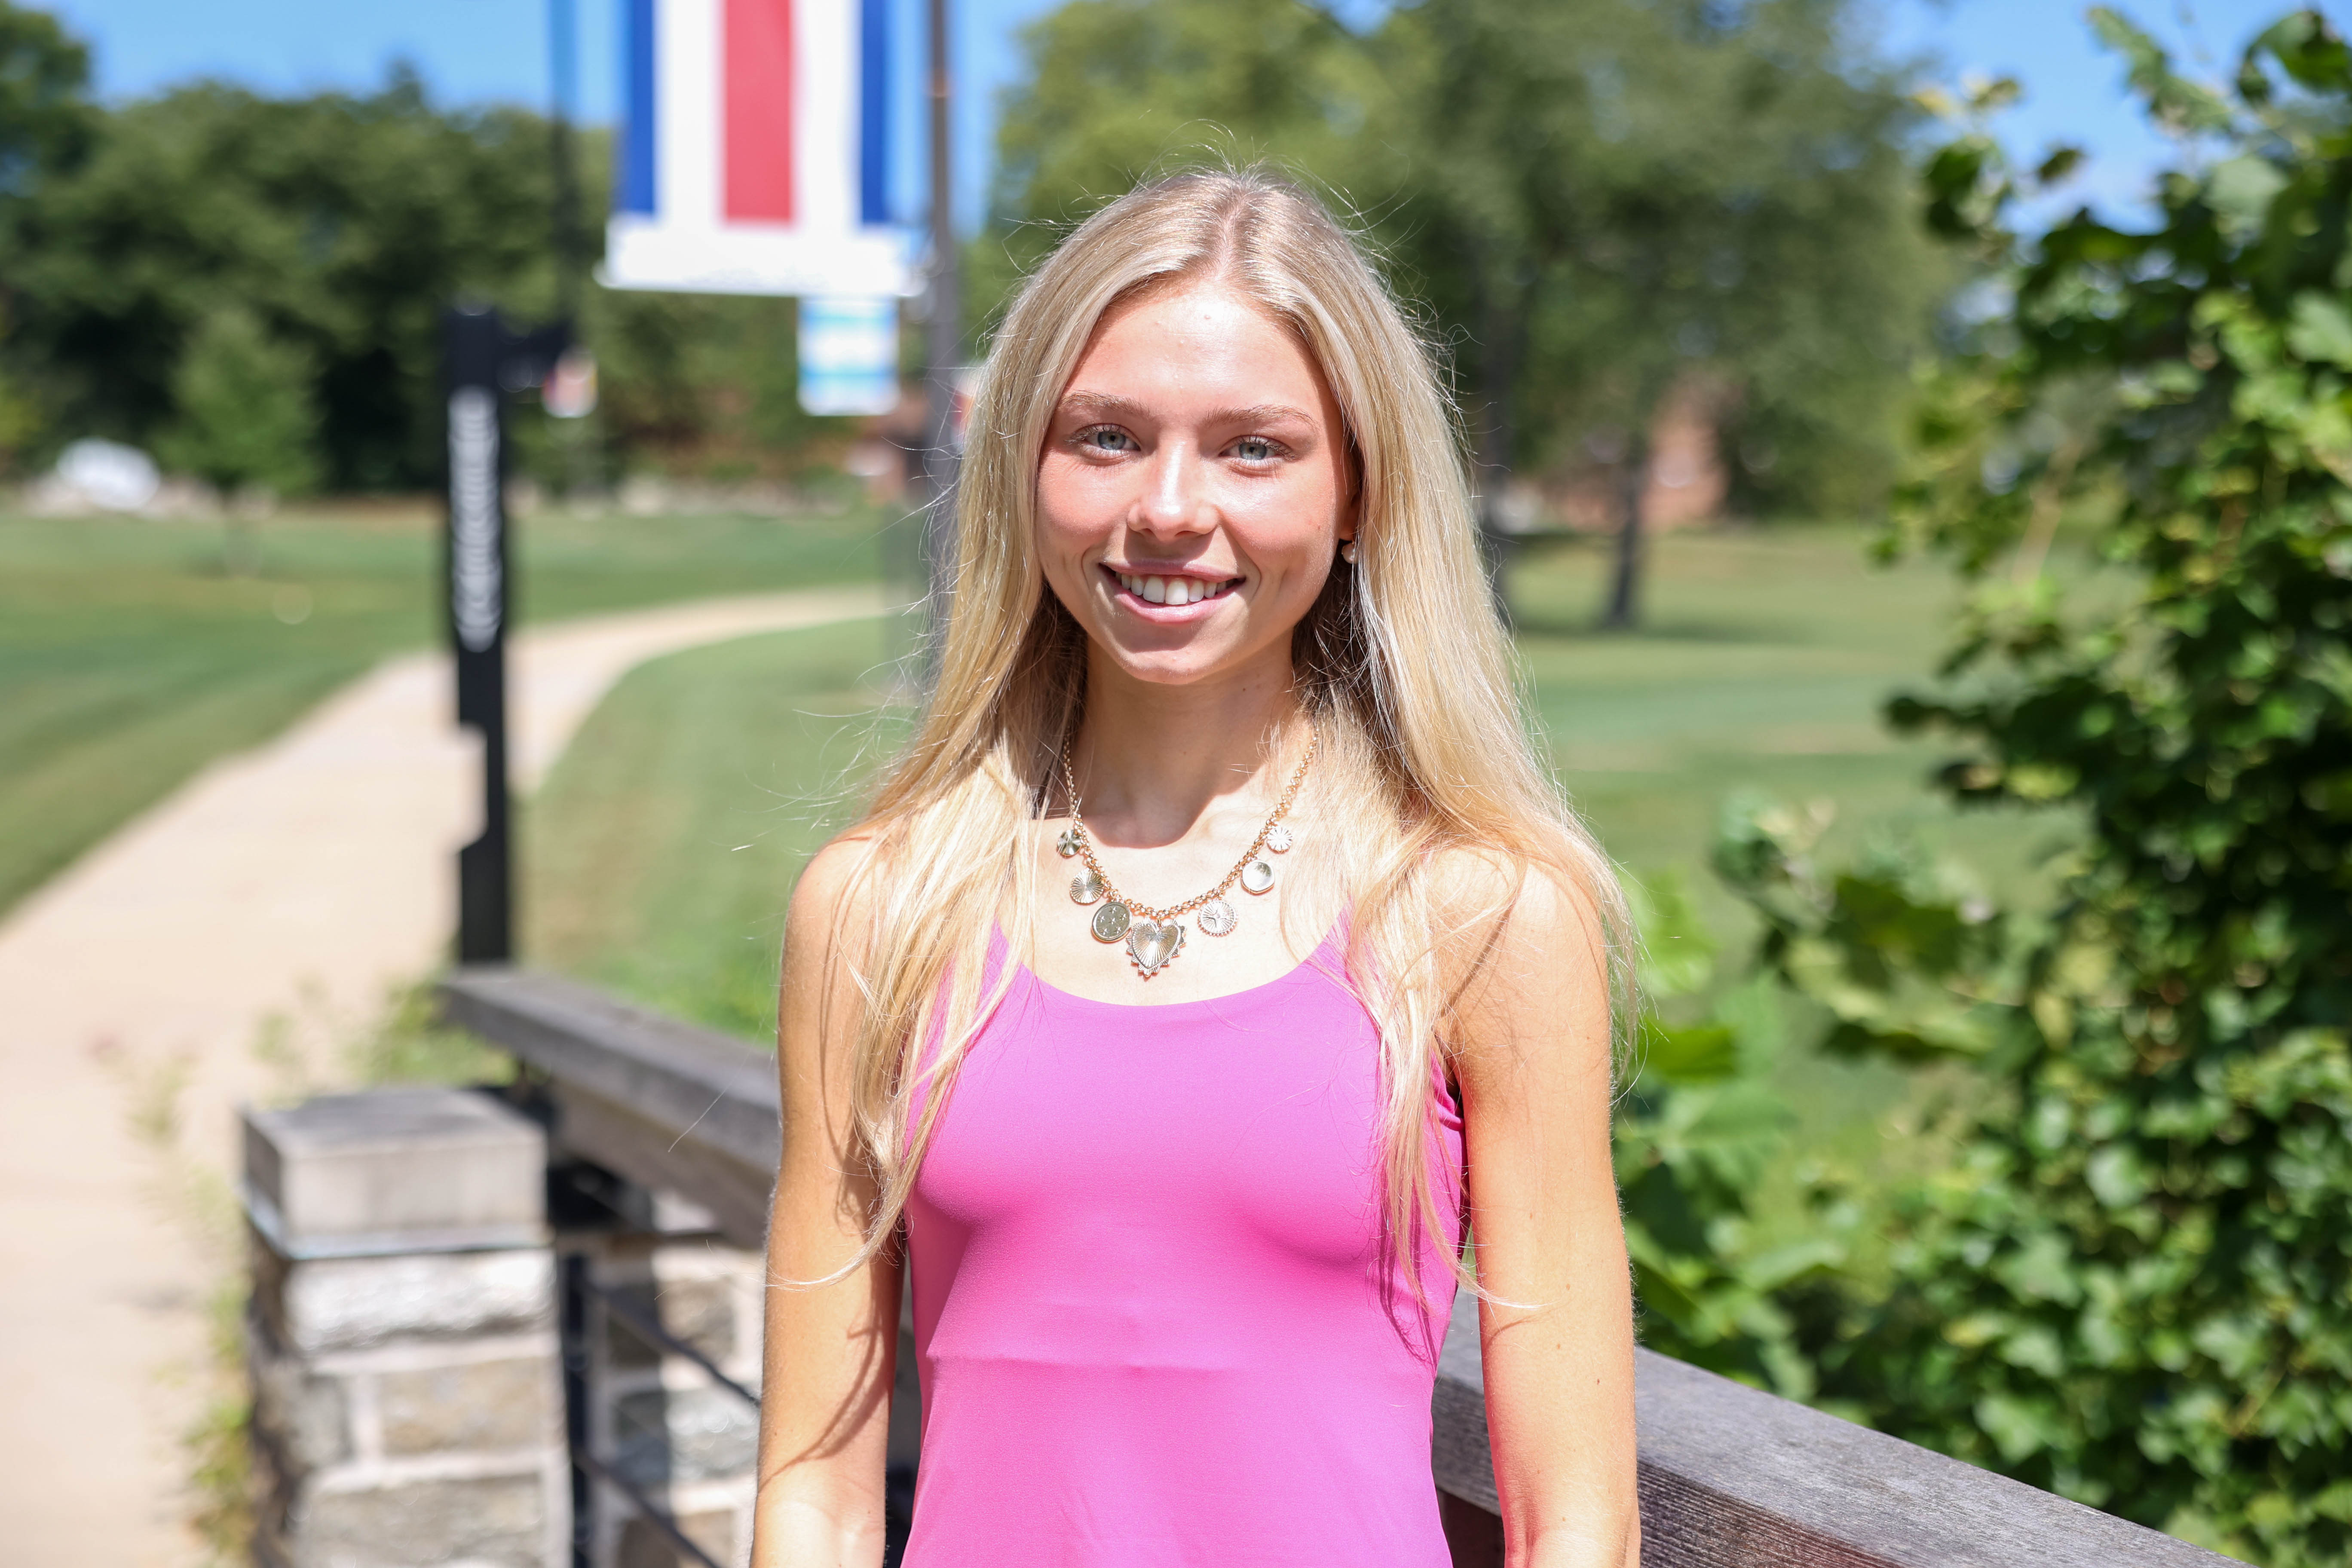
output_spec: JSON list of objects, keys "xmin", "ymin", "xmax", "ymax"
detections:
[{"xmin": 1058, "ymin": 723, "xmax": 1318, "ymax": 923}]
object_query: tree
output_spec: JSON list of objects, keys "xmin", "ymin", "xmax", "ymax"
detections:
[
  {"xmin": 1383, "ymin": 0, "xmax": 1945, "ymax": 626},
  {"xmin": 977, "ymin": 0, "xmax": 1378, "ymax": 326},
  {"xmin": 0, "ymin": 44, "xmax": 857, "ymax": 491},
  {"xmin": 1714, "ymin": 13, "xmax": 2352, "ymax": 1562},
  {"xmin": 0, "ymin": 1, "xmax": 94, "ymax": 471},
  {"xmin": 157, "ymin": 304, "xmax": 321, "ymax": 499},
  {"xmin": 2, "ymin": 70, "xmax": 564, "ymax": 487},
  {"xmin": 0, "ymin": 2, "xmax": 91, "ymax": 206},
  {"xmin": 983, "ymin": 0, "xmax": 1945, "ymax": 621}
]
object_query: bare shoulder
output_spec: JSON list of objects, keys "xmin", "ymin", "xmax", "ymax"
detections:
[
  {"xmin": 1428, "ymin": 842, "xmax": 1617, "ymax": 1073},
  {"xmin": 1425, "ymin": 842, "xmax": 1614, "ymax": 988},
  {"xmin": 785, "ymin": 827, "xmax": 886, "ymax": 944},
  {"xmin": 778, "ymin": 827, "xmax": 888, "ymax": 1046}
]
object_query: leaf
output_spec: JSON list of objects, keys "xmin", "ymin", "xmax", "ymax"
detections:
[
  {"xmin": 2286, "ymin": 293, "xmax": 2352, "ymax": 369},
  {"xmin": 2034, "ymin": 146, "xmax": 2085, "ymax": 187},
  {"xmin": 1627, "ymin": 870, "xmax": 1718, "ymax": 998},
  {"xmin": 2204, "ymin": 154, "xmax": 2287, "ymax": 242},
  {"xmin": 1923, "ymin": 134, "xmax": 2008, "ymax": 239},
  {"xmin": 1637, "ymin": 1019, "xmax": 1740, "ymax": 1085},
  {"xmin": 1970, "ymin": 76, "xmax": 2022, "ymax": 113},
  {"xmin": 2250, "ymin": 9, "xmax": 2352, "ymax": 94},
  {"xmin": 2085, "ymin": 1145, "xmax": 2150, "ymax": 1209},
  {"xmin": 1975, "ymin": 1391, "xmax": 2061, "ymax": 1463},
  {"xmin": 2091, "ymin": 7, "xmax": 2235, "ymax": 134}
]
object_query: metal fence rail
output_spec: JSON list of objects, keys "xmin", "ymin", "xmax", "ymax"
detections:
[
  {"xmin": 441, "ymin": 966, "xmax": 2234, "ymax": 1568},
  {"xmin": 558, "ymin": 1254, "xmax": 746, "ymax": 1568}
]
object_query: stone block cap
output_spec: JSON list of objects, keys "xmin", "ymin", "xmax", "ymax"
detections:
[{"xmin": 244, "ymin": 1087, "xmax": 548, "ymax": 1259}]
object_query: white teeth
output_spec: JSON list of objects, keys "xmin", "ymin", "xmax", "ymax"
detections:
[{"xmin": 1116, "ymin": 572, "xmax": 1231, "ymax": 605}]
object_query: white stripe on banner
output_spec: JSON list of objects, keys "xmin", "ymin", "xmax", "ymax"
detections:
[
  {"xmin": 659, "ymin": 0, "xmax": 721, "ymax": 229},
  {"xmin": 796, "ymin": 0, "xmax": 855, "ymax": 236}
]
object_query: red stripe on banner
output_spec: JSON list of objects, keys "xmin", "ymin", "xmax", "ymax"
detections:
[{"xmin": 724, "ymin": 0, "xmax": 794, "ymax": 223}]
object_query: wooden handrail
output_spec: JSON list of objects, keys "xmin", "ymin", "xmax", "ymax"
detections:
[{"xmin": 438, "ymin": 966, "xmax": 2233, "ymax": 1568}]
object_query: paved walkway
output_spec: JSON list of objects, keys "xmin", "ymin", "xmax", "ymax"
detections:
[{"xmin": 0, "ymin": 588, "xmax": 882, "ymax": 1566}]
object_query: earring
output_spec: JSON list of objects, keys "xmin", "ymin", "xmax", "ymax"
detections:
[{"xmin": 1340, "ymin": 539, "xmax": 1358, "ymax": 564}]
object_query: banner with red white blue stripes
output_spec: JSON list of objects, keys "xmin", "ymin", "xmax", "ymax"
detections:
[{"xmin": 603, "ymin": 0, "xmax": 916, "ymax": 297}]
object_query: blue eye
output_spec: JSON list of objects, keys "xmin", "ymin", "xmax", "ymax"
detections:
[
  {"xmin": 1232, "ymin": 436, "xmax": 1278, "ymax": 462},
  {"xmin": 1077, "ymin": 425, "xmax": 1136, "ymax": 453}
]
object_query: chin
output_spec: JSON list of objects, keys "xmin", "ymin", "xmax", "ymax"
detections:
[{"xmin": 1109, "ymin": 650, "xmax": 1227, "ymax": 687}]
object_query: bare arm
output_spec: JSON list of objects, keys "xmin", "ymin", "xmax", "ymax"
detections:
[
  {"xmin": 750, "ymin": 836, "xmax": 900, "ymax": 1568},
  {"xmin": 1450, "ymin": 861, "xmax": 1640, "ymax": 1568}
]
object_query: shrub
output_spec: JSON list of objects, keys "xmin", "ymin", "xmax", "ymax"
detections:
[{"xmin": 1711, "ymin": 14, "xmax": 2352, "ymax": 1562}]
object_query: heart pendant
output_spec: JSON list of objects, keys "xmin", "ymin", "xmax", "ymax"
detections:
[{"xmin": 1126, "ymin": 919, "xmax": 1184, "ymax": 977}]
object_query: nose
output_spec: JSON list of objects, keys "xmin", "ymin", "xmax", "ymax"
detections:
[{"xmin": 1128, "ymin": 441, "xmax": 1216, "ymax": 538}]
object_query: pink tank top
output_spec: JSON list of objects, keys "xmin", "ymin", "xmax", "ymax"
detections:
[{"xmin": 903, "ymin": 932, "xmax": 1465, "ymax": 1566}]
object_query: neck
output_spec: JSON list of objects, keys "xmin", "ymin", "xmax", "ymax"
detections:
[{"xmin": 1072, "ymin": 645, "xmax": 1304, "ymax": 844}]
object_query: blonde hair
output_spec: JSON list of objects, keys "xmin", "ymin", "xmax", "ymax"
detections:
[{"xmin": 828, "ymin": 168, "xmax": 1630, "ymax": 1297}]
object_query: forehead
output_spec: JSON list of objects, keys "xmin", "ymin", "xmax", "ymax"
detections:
[{"xmin": 1061, "ymin": 281, "xmax": 1333, "ymax": 417}]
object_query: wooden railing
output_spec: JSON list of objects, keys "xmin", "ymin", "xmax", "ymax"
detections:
[{"xmin": 439, "ymin": 968, "xmax": 2238, "ymax": 1568}]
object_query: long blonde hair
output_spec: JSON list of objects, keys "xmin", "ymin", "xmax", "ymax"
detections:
[{"xmin": 830, "ymin": 168, "xmax": 1630, "ymax": 1294}]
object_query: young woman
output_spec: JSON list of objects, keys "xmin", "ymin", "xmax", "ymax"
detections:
[{"xmin": 752, "ymin": 170, "xmax": 1638, "ymax": 1568}]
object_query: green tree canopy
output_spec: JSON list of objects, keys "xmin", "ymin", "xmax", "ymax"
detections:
[
  {"xmin": 0, "ymin": 1, "xmax": 92, "ymax": 463},
  {"xmin": 1390, "ymin": 0, "xmax": 1948, "ymax": 622},
  {"xmin": 4, "ymin": 70, "xmax": 563, "ymax": 489},
  {"xmin": 0, "ymin": 0, "xmax": 89, "ymax": 202},
  {"xmin": 157, "ymin": 303, "xmax": 321, "ymax": 498}
]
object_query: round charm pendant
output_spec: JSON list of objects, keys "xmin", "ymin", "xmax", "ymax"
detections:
[
  {"xmin": 1265, "ymin": 823, "xmax": 1294, "ymax": 854},
  {"xmin": 1197, "ymin": 898, "xmax": 1236, "ymax": 936},
  {"xmin": 1069, "ymin": 868, "xmax": 1104, "ymax": 905},
  {"xmin": 1056, "ymin": 827, "xmax": 1082, "ymax": 858},
  {"xmin": 1240, "ymin": 858, "xmax": 1276, "ymax": 895},
  {"xmin": 1090, "ymin": 901, "xmax": 1133, "ymax": 943}
]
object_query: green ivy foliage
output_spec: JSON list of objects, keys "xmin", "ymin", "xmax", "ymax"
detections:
[
  {"xmin": 1611, "ymin": 872, "xmax": 1849, "ymax": 1400},
  {"xmin": 1709, "ymin": 14, "xmax": 2352, "ymax": 1563}
]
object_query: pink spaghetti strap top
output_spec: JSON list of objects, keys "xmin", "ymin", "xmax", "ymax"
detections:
[{"xmin": 903, "ymin": 931, "xmax": 1465, "ymax": 1566}]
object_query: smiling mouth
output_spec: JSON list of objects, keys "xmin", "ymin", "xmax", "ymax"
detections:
[{"xmin": 1106, "ymin": 568, "xmax": 1240, "ymax": 607}]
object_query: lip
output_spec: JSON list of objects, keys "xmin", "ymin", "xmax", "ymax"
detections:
[{"xmin": 1099, "ymin": 562, "xmax": 1242, "ymax": 620}]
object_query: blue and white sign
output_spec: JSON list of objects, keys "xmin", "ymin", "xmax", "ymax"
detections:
[{"xmin": 799, "ymin": 295, "xmax": 900, "ymax": 415}]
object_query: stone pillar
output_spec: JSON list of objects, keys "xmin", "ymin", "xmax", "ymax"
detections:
[{"xmin": 244, "ymin": 1087, "xmax": 567, "ymax": 1568}]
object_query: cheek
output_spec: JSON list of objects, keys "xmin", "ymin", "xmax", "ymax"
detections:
[
  {"xmin": 1035, "ymin": 459, "xmax": 1117, "ymax": 548},
  {"xmin": 1222, "ymin": 476, "xmax": 1343, "ymax": 569}
]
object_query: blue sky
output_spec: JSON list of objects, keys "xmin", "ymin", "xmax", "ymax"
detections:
[{"xmin": 44, "ymin": 0, "xmax": 2285, "ymax": 232}]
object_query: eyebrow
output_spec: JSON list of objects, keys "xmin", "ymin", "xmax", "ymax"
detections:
[{"xmin": 1055, "ymin": 392, "xmax": 1321, "ymax": 429}]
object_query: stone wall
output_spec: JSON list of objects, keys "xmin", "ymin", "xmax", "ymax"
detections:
[
  {"xmin": 249, "ymin": 1242, "xmax": 567, "ymax": 1568},
  {"xmin": 243, "ymin": 1089, "xmax": 566, "ymax": 1568},
  {"xmin": 244, "ymin": 1086, "xmax": 909, "ymax": 1568}
]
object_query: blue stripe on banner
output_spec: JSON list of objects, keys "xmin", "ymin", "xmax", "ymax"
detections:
[
  {"xmin": 618, "ymin": 0, "xmax": 658, "ymax": 215},
  {"xmin": 859, "ymin": 0, "xmax": 890, "ymax": 226}
]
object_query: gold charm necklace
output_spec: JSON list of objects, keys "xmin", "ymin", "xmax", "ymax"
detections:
[{"xmin": 1055, "ymin": 725, "xmax": 1316, "ymax": 978}]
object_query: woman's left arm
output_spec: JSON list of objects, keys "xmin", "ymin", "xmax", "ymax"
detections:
[{"xmin": 1450, "ymin": 862, "xmax": 1640, "ymax": 1568}]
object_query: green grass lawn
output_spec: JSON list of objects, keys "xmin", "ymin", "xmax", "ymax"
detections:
[
  {"xmin": 0, "ymin": 502, "xmax": 889, "ymax": 917},
  {"xmin": 523, "ymin": 616, "xmax": 905, "ymax": 1037}
]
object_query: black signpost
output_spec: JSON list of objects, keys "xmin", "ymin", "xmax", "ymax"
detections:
[{"xmin": 444, "ymin": 303, "xmax": 568, "ymax": 965}]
